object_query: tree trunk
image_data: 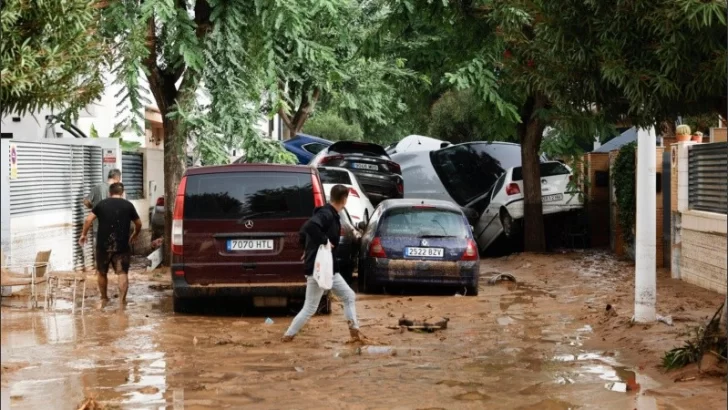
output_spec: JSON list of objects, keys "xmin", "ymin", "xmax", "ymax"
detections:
[
  {"xmin": 517, "ymin": 94, "xmax": 548, "ymax": 252},
  {"xmin": 161, "ymin": 116, "xmax": 186, "ymax": 265}
]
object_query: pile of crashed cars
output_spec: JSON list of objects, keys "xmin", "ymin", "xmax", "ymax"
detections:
[{"xmin": 167, "ymin": 134, "xmax": 583, "ymax": 313}]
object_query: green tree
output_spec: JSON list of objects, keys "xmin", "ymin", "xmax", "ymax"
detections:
[
  {"xmin": 385, "ymin": 0, "xmax": 726, "ymax": 252},
  {"xmin": 1, "ymin": 0, "xmax": 105, "ymax": 117},
  {"xmin": 302, "ymin": 110, "xmax": 364, "ymax": 141}
]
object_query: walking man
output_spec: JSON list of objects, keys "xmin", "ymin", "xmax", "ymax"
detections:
[
  {"xmin": 84, "ymin": 169, "xmax": 121, "ymax": 209},
  {"xmin": 282, "ymin": 185, "xmax": 364, "ymax": 342},
  {"xmin": 79, "ymin": 182, "xmax": 141, "ymax": 304}
]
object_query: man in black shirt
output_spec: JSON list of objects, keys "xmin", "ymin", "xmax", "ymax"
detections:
[{"xmin": 79, "ymin": 182, "xmax": 142, "ymax": 304}]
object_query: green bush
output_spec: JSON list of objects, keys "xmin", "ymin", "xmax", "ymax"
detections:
[
  {"xmin": 302, "ymin": 111, "xmax": 364, "ymax": 142},
  {"xmin": 427, "ymin": 90, "xmax": 517, "ymax": 143}
]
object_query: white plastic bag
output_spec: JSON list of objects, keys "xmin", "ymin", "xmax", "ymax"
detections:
[{"xmin": 312, "ymin": 242, "xmax": 334, "ymax": 290}]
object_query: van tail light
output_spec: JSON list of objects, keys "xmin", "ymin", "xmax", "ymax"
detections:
[
  {"xmin": 312, "ymin": 173, "xmax": 325, "ymax": 207},
  {"xmin": 388, "ymin": 161, "xmax": 402, "ymax": 175},
  {"xmin": 369, "ymin": 237, "xmax": 387, "ymax": 258},
  {"xmin": 461, "ymin": 239, "xmax": 478, "ymax": 261},
  {"xmin": 348, "ymin": 188, "xmax": 360, "ymax": 198},
  {"xmin": 156, "ymin": 197, "xmax": 164, "ymax": 207},
  {"xmin": 505, "ymin": 183, "xmax": 521, "ymax": 196},
  {"xmin": 171, "ymin": 176, "xmax": 187, "ymax": 255},
  {"xmin": 318, "ymin": 154, "xmax": 343, "ymax": 166}
]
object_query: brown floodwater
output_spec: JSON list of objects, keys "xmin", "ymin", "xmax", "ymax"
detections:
[{"xmin": 0, "ymin": 253, "xmax": 717, "ymax": 409}]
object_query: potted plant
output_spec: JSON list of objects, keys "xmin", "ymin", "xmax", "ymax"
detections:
[
  {"xmin": 691, "ymin": 131, "xmax": 703, "ymax": 143},
  {"xmin": 676, "ymin": 124, "xmax": 692, "ymax": 142}
]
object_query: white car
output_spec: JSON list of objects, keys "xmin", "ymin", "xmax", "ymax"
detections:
[
  {"xmin": 317, "ymin": 166, "xmax": 375, "ymax": 223},
  {"xmin": 469, "ymin": 161, "xmax": 584, "ymax": 252},
  {"xmin": 385, "ymin": 135, "xmax": 451, "ymax": 155}
]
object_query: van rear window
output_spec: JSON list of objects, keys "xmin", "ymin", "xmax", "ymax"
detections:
[{"xmin": 184, "ymin": 172, "xmax": 314, "ymax": 220}]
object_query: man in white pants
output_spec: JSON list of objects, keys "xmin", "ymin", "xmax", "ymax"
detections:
[{"xmin": 282, "ymin": 185, "xmax": 363, "ymax": 342}]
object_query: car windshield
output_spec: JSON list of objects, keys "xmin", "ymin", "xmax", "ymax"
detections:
[
  {"xmin": 511, "ymin": 162, "xmax": 570, "ymax": 181},
  {"xmin": 380, "ymin": 208, "xmax": 467, "ymax": 237},
  {"xmin": 184, "ymin": 172, "xmax": 314, "ymax": 220},
  {"xmin": 318, "ymin": 168, "xmax": 352, "ymax": 185},
  {"xmin": 430, "ymin": 142, "xmax": 523, "ymax": 205},
  {"xmin": 330, "ymin": 142, "xmax": 389, "ymax": 158}
]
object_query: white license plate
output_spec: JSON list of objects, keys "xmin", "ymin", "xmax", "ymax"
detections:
[
  {"xmin": 352, "ymin": 163, "xmax": 378, "ymax": 171},
  {"xmin": 543, "ymin": 193, "xmax": 563, "ymax": 203},
  {"xmin": 227, "ymin": 239, "xmax": 274, "ymax": 251},
  {"xmin": 405, "ymin": 247, "xmax": 444, "ymax": 258}
]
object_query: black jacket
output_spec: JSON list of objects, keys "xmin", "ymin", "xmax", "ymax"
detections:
[{"xmin": 300, "ymin": 204, "xmax": 341, "ymax": 276}]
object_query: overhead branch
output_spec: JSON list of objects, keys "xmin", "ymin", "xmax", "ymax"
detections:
[{"xmin": 291, "ymin": 87, "xmax": 321, "ymax": 133}]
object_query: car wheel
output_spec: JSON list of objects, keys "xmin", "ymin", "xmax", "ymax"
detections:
[
  {"xmin": 318, "ymin": 294, "xmax": 332, "ymax": 315},
  {"xmin": 173, "ymin": 295, "xmax": 193, "ymax": 314},
  {"xmin": 358, "ymin": 269, "xmax": 370, "ymax": 294},
  {"xmin": 465, "ymin": 285, "xmax": 479, "ymax": 297},
  {"xmin": 500, "ymin": 209, "xmax": 515, "ymax": 239}
]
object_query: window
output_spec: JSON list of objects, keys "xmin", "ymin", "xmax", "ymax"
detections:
[
  {"xmin": 303, "ymin": 143, "xmax": 327, "ymax": 155},
  {"xmin": 431, "ymin": 143, "xmax": 514, "ymax": 206},
  {"xmin": 184, "ymin": 172, "xmax": 314, "ymax": 220},
  {"xmin": 380, "ymin": 208, "xmax": 468, "ymax": 237},
  {"xmin": 511, "ymin": 162, "xmax": 570, "ymax": 181},
  {"xmin": 318, "ymin": 168, "xmax": 352, "ymax": 185}
]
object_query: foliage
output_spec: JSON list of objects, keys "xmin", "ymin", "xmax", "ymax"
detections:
[
  {"xmin": 663, "ymin": 303, "xmax": 727, "ymax": 370},
  {"xmin": 89, "ymin": 124, "xmax": 141, "ymax": 151},
  {"xmin": 1, "ymin": 0, "xmax": 105, "ymax": 119},
  {"xmin": 302, "ymin": 111, "xmax": 364, "ymax": 142},
  {"xmin": 428, "ymin": 90, "xmax": 517, "ymax": 144},
  {"xmin": 611, "ymin": 142, "xmax": 637, "ymax": 243},
  {"xmin": 682, "ymin": 113, "xmax": 721, "ymax": 135}
]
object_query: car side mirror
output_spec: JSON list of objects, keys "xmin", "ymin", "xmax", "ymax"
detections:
[{"xmin": 357, "ymin": 221, "xmax": 368, "ymax": 231}]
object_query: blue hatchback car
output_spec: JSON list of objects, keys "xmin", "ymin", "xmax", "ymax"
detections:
[
  {"xmin": 283, "ymin": 134, "xmax": 333, "ymax": 165},
  {"xmin": 357, "ymin": 199, "xmax": 479, "ymax": 296}
]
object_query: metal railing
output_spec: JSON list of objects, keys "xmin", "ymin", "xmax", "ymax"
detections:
[{"xmin": 688, "ymin": 142, "xmax": 727, "ymax": 214}]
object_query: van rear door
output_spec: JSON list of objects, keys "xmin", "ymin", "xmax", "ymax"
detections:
[{"xmin": 182, "ymin": 170, "xmax": 314, "ymax": 285}]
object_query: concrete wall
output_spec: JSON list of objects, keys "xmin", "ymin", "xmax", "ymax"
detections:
[
  {"xmin": 2, "ymin": 138, "xmax": 120, "ymax": 270},
  {"xmin": 670, "ymin": 141, "xmax": 727, "ymax": 295}
]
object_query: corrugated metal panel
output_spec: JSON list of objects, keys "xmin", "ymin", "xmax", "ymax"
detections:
[
  {"xmin": 688, "ymin": 142, "xmax": 727, "ymax": 214},
  {"xmin": 122, "ymin": 152, "xmax": 144, "ymax": 200},
  {"xmin": 9, "ymin": 142, "xmax": 74, "ymax": 215},
  {"xmin": 71, "ymin": 145, "xmax": 103, "ymax": 271}
]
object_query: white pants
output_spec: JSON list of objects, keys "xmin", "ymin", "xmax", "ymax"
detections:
[{"xmin": 284, "ymin": 273, "xmax": 359, "ymax": 336}]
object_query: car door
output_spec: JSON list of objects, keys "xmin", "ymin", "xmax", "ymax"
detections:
[{"xmin": 470, "ymin": 174, "xmax": 507, "ymax": 251}]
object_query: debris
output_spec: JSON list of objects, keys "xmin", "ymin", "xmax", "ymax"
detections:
[
  {"xmin": 146, "ymin": 247, "xmax": 163, "ymax": 271},
  {"xmin": 605, "ymin": 382, "xmax": 627, "ymax": 392},
  {"xmin": 360, "ymin": 346, "xmax": 397, "ymax": 356},
  {"xmin": 656, "ymin": 314, "xmax": 674, "ymax": 326},
  {"xmin": 605, "ymin": 304, "xmax": 618, "ymax": 318},
  {"xmin": 487, "ymin": 272, "xmax": 517, "ymax": 285},
  {"xmin": 193, "ymin": 336, "xmax": 198, "ymax": 346},
  {"xmin": 148, "ymin": 284, "xmax": 171, "ymax": 291},
  {"xmin": 394, "ymin": 316, "xmax": 449, "ymax": 332},
  {"xmin": 294, "ymin": 366, "xmax": 304, "ymax": 372},
  {"xmin": 77, "ymin": 397, "xmax": 103, "ymax": 410},
  {"xmin": 264, "ymin": 318, "xmax": 274, "ymax": 325},
  {"xmin": 674, "ymin": 376, "xmax": 696, "ymax": 383},
  {"xmin": 454, "ymin": 293, "xmax": 463, "ymax": 297},
  {"xmin": 497, "ymin": 316, "xmax": 515, "ymax": 326}
]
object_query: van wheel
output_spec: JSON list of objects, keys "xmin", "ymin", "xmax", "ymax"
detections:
[
  {"xmin": 173, "ymin": 295, "xmax": 193, "ymax": 314},
  {"xmin": 318, "ymin": 294, "xmax": 332, "ymax": 315}
]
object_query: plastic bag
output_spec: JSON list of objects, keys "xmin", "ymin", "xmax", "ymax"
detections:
[{"xmin": 313, "ymin": 242, "xmax": 334, "ymax": 290}]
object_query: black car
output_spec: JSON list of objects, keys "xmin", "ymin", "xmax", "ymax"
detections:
[{"xmin": 309, "ymin": 141, "xmax": 404, "ymax": 206}]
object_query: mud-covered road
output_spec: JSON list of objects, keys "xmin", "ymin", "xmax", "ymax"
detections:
[{"xmin": 2, "ymin": 251, "xmax": 725, "ymax": 409}]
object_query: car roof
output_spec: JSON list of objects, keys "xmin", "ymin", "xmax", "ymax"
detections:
[
  {"xmin": 378, "ymin": 198, "xmax": 464, "ymax": 213},
  {"xmin": 184, "ymin": 163, "xmax": 313, "ymax": 176},
  {"xmin": 290, "ymin": 134, "xmax": 333, "ymax": 145}
]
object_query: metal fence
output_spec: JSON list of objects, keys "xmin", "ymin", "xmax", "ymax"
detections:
[
  {"xmin": 688, "ymin": 142, "xmax": 727, "ymax": 214},
  {"xmin": 121, "ymin": 152, "xmax": 144, "ymax": 200}
]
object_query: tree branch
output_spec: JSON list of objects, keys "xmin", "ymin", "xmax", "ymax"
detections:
[{"xmin": 291, "ymin": 88, "xmax": 321, "ymax": 133}]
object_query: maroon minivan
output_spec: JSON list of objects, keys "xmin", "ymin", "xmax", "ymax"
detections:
[{"xmin": 170, "ymin": 163, "xmax": 329, "ymax": 314}]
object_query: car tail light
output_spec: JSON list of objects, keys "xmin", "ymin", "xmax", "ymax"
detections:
[
  {"xmin": 461, "ymin": 239, "xmax": 478, "ymax": 261},
  {"xmin": 505, "ymin": 183, "xmax": 521, "ymax": 196},
  {"xmin": 369, "ymin": 237, "xmax": 386, "ymax": 258},
  {"xmin": 156, "ymin": 197, "xmax": 164, "ymax": 207},
  {"xmin": 388, "ymin": 161, "xmax": 402, "ymax": 175},
  {"xmin": 171, "ymin": 176, "xmax": 187, "ymax": 255},
  {"xmin": 318, "ymin": 154, "xmax": 343, "ymax": 166},
  {"xmin": 312, "ymin": 173, "xmax": 325, "ymax": 207},
  {"xmin": 348, "ymin": 188, "xmax": 360, "ymax": 198},
  {"xmin": 396, "ymin": 180, "xmax": 404, "ymax": 195}
]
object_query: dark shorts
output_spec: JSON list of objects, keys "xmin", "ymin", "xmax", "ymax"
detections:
[{"xmin": 96, "ymin": 250, "xmax": 131, "ymax": 275}]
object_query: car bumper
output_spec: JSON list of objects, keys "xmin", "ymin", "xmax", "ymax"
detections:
[
  {"xmin": 363, "ymin": 258, "xmax": 479, "ymax": 287},
  {"xmin": 171, "ymin": 270, "xmax": 307, "ymax": 299},
  {"xmin": 505, "ymin": 193, "xmax": 584, "ymax": 219}
]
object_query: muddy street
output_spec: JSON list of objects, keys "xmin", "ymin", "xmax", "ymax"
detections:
[{"xmin": 1, "ymin": 251, "xmax": 725, "ymax": 409}]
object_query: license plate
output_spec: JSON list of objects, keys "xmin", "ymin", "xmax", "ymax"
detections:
[
  {"xmin": 543, "ymin": 193, "xmax": 563, "ymax": 203},
  {"xmin": 352, "ymin": 163, "xmax": 378, "ymax": 171},
  {"xmin": 227, "ymin": 239, "xmax": 274, "ymax": 251},
  {"xmin": 405, "ymin": 247, "xmax": 444, "ymax": 258}
]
